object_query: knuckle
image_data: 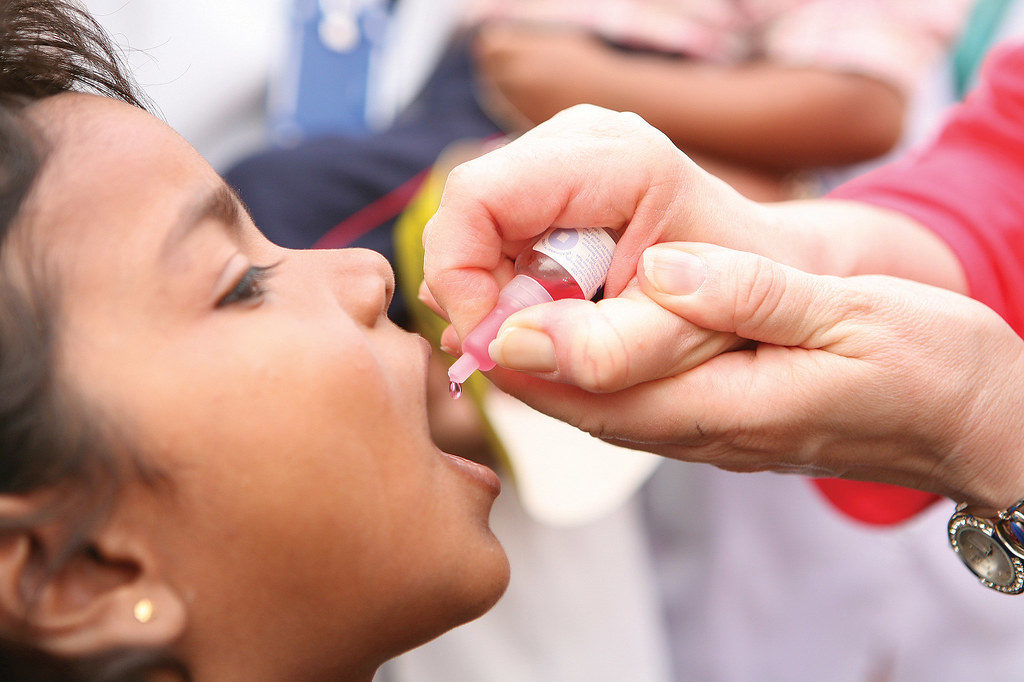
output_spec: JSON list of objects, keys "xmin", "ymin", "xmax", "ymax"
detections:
[
  {"xmin": 732, "ymin": 255, "xmax": 786, "ymax": 338},
  {"xmin": 570, "ymin": 411, "xmax": 620, "ymax": 442},
  {"xmin": 559, "ymin": 105, "xmax": 641, "ymax": 135},
  {"xmin": 550, "ymin": 103, "xmax": 598, "ymax": 125},
  {"xmin": 568, "ymin": 338, "xmax": 629, "ymax": 394},
  {"xmin": 613, "ymin": 109, "xmax": 649, "ymax": 131},
  {"xmin": 561, "ymin": 308, "xmax": 632, "ymax": 393},
  {"xmin": 444, "ymin": 161, "xmax": 475, "ymax": 190},
  {"xmin": 831, "ymin": 277, "xmax": 885, "ymax": 321},
  {"xmin": 568, "ymin": 102, "xmax": 605, "ymax": 118}
]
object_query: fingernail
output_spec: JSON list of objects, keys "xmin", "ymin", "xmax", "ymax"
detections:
[
  {"xmin": 489, "ymin": 326, "xmax": 557, "ymax": 372},
  {"xmin": 643, "ymin": 247, "xmax": 707, "ymax": 295},
  {"xmin": 440, "ymin": 325, "xmax": 460, "ymax": 356}
]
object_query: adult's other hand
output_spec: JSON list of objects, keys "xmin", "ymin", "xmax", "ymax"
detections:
[
  {"xmin": 485, "ymin": 241, "xmax": 1024, "ymax": 510},
  {"xmin": 422, "ymin": 104, "xmax": 772, "ymax": 345}
]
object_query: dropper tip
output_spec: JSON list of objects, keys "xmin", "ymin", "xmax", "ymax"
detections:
[{"xmin": 448, "ymin": 353, "xmax": 481, "ymax": 384}]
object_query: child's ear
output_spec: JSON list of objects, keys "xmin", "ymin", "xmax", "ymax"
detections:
[{"xmin": 0, "ymin": 495, "xmax": 186, "ymax": 659}]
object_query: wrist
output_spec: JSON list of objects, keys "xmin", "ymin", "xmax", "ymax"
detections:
[
  {"xmin": 948, "ymin": 353, "xmax": 1024, "ymax": 593},
  {"xmin": 942, "ymin": 341, "xmax": 1024, "ymax": 510}
]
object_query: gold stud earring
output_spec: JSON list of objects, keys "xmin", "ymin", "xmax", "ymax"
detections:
[{"xmin": 133, "ymin": 598, "xmax": 154, "ymax": 624}]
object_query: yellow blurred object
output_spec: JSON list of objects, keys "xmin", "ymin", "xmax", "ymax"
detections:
[{"xmin": 392, "ymin": 142, "xmax": 514, "ymax": 476}]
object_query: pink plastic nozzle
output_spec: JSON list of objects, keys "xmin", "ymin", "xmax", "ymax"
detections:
[{"xmin": 447, "ymin": 275, "xmax": 554, "ymax": 384}]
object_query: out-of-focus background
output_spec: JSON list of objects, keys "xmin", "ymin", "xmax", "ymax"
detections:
[
  {"xmin": 84, "ymin": 0, "xmax": 287, "ymax": 170},
  {"xmin": 84, "ymin": 0, "xmax": 466, "ymax": 170},
  {"xmin": 83, "ymin": 0, "xmax": 1014, "ymax": 176}
]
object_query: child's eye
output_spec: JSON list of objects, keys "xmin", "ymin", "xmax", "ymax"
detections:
[{"xmin": 217, "ymin": 264, "xmax": 277, "ymax": 308}]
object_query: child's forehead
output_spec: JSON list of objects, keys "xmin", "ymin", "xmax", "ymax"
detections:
[
  {"xmin": 26, "ymin": 92, "xmax": 196, "ymax": 179},
  {"xmin": 27, "ymin": 91, "xmax": 130, "ymax": 139},
  {"xmin": 17, "ymin": 94, "xmax": 216, "ymax": 268},
  {"xmin": 24, "ymin": 94, "xmax": 206, "ymax": 208}
]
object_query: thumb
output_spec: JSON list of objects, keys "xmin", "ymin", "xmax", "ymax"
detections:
[{"xmin": 638, "ymin": 242, "xmax": 859, "ymax": 349}]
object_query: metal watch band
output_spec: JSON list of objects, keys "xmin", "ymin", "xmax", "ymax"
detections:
[{"xmin": 949, "ymin": 500, "xmax": 1024, "ymax": 594}]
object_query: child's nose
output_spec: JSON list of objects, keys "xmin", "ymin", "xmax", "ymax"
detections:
[{"xmin": 323, "ymin": 247, "xmax": 395, "ymax": 327}]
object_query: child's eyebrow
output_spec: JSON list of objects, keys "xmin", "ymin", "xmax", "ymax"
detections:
[{"xmin": 160, "ymin": 183, "xmax": 243, "ymax": 260}]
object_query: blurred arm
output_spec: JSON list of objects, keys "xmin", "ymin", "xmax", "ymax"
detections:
[{"xmin": 473, "ymin": 26, "xmax": 904, "ymax": 171}]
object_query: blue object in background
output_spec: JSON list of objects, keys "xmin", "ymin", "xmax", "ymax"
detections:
[{"xmin": 272, "ymin": 0, "xmax": 394, "ymax": 141}]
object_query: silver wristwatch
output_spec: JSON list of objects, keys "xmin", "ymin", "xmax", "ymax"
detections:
[{"xmin": 948, "ymin": 500, "xmax": 1024, "ymax": 594}]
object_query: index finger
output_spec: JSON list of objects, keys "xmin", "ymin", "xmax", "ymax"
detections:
[{"xmin": 422, "ymin": 105, "xmax": 686, "ymax": 338}]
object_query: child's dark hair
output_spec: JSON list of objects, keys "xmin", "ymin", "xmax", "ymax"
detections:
[{"xmin": 0, "ymin": 2, "xmax": 183, "ymax": 679}]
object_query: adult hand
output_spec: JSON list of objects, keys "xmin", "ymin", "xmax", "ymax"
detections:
[
  {"xmin": 423, "ymin": 105, "xmax": 780, "ymax": 366},
  {"xmin": 484, "ymin": 241, "xmax": 1024, "ymax": 510},
  {"xmin": 423, "ymin": 105, "xmax": 964, "ymax": 385}
]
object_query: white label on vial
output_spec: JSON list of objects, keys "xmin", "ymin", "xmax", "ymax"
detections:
[{"xmin": 532, "ymin": 227, "xmax": 616, "ymax": 299}]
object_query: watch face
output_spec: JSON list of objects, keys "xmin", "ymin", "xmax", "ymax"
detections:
[
  {"xmin": 949, "ymin": 513, "xmax": 1024, "ymax": 594},
  {"xmin": 956, "ymin": 527, "xmax": 1014, "ymax": 585}
]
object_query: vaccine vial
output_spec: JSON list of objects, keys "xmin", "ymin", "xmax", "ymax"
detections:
[{"xmin": 447, "ymin": 226, "xmax": 618, "ymax": 393}]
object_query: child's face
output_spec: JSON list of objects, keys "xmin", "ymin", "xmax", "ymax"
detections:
[{"xmin": 24, "ymin": 94, "xmax": 508, "ymax": 675}]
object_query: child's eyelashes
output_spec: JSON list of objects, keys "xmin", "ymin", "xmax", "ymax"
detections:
[{"xmin": 217, "ymin": 262, "xmax": 279, "ymax": 308}]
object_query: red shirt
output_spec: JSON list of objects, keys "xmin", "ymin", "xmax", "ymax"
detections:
[{"xmin": 818, "ymin": 43, "xmax": 1024, "ymax": 524}]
